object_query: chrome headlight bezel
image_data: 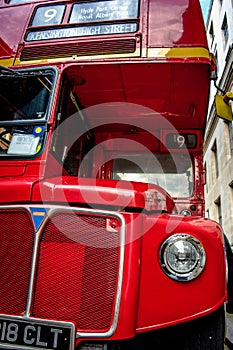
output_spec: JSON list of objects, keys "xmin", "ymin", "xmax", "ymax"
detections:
[{"xmin": 160, "ymin": 234, "xmax": 206, "ymax": 281}]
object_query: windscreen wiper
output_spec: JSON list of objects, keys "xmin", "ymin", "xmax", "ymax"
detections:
[
  {"xmin": 0, "ymin": 65, "xmax": 21, "ymax": 76},
  {"xmin": 0, "ymin": 66, "xmax": 53, "ymax": 78}
]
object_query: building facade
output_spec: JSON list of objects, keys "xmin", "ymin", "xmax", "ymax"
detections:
[{"xmin": 204, "ymin": 0, "xmax": 233, "ymax": 245}]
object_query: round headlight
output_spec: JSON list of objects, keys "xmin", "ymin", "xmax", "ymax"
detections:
[{"xmin": 160, "ymin": 234, "xmax": 206, "ymax": 281}]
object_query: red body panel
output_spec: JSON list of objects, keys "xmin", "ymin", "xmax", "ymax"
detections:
[
  {"xmin": 147, "ymin": 0, "xmax": 208, "ymax": 47},
  {"xmin": 32, "ymin": 177, "xmax": 175, "ymax": 213},
  {"xmin": 0, "ymin": 4, "xmax": 32, "ymax": 61},
  {"xmin": 0, "ymin": 0, "xmax": 228, "ymax": 348},
  {"xmin": 137, "ymin": 215, "xmax": 226, "ymax": 330}
]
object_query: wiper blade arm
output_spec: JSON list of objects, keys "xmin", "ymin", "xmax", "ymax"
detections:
[{"xmin": 0, "ymin": 66, "xmax": 21, "ymax": 76}]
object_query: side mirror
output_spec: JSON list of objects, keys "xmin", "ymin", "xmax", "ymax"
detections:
[{"xmin": 215, "ymin": 92, "xmax": 233, "ymax": 122}]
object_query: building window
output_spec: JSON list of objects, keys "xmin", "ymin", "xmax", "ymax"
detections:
[
  {"xmin": 221, "ymin": 14, "xmax": 229, "ymax": 46},
  {"xmin": 209, "ymin": 22, "xmax": 214, "ymax": 48},
  {"xmin": 211, "ymin": 140, "xmax": 219, "ymax": 179},
  {"xmin": 227, "ymin": 122, "xmax": 233, "ymax": 158},
  {"xmin": 214, "ymin": 196, "xmax": 222, "ymax": 226},
  {"xmin": 214, "ymin": 48, "xmax": 219, "ymax": 74},
  {"xmin": 227, "ymin": 121, "xmax": 233, "ymax": 157},
  {"xmin": 204, "ymin": 162, "xmax": 208, "ymax": 193}
]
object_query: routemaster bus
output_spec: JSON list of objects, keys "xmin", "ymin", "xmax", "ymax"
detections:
[{"xmin": 0, "ymin": 0, "xmax": 232, "ymax": 349}]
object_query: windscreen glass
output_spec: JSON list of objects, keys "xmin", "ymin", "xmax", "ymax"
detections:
[
  {"xmin": 0, "ymin": 68, "xmax": 55, "ymax": 157},
  {"xmin": 0, "ymin": 69, "xmax": 54, "ymax": 122},
  {"xmin": 113, "ymin": 153, "xmax": 193, "ymax": 198}
]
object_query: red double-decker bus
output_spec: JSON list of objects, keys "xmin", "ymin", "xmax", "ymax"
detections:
[{"xmin": 0, "ymin": 0, "xmax": 232, "ymax": 349}]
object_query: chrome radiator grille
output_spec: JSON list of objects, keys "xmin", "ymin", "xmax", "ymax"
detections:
[
  {"xmin": 0, "ymin": 209, "xmax": 34, "ymax": 315},
  {"xmin": 0, "ymin": 207, "xmax": 123, "ymax": 334}
]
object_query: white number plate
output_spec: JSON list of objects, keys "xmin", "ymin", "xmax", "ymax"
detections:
[{"xmin": 0, "ymin": 317, "xmax": 74, "ymax": 350}]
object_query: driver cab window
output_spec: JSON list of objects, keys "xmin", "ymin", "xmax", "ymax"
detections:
[
  {"xmin": 51, "ymin": 79, "xmax": 95, "ymax": 176},
  {"xmin": 112, "ymin": 153, "xmax": 193, "ymax": 198},
  {"xmin": 0, "ymin": 68, "xmax": 55, "ymax": 156}
]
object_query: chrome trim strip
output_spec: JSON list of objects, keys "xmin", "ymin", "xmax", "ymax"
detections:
[{"xmin": 25, "ymin": 218, "xmax": 42, "ymax": 318}]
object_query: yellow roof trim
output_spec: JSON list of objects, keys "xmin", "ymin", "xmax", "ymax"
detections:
[
  {"xmin": 144, "ymin": 47, "xmax": 210, "ymax": 59},
  {"xmin": 0, "ymin": 47, "xmax": 210, "ymax": 67},
  {"xmin": 0, "ymin": 58, "xmax": 15, "ymax": 67}
]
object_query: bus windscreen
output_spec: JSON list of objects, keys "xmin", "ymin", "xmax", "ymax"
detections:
[{"xmin": 0, "ymin": 68, "xmax": 55, "ymax": 122}]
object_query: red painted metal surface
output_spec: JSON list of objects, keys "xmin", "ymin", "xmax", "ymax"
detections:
[
  {"xmin": 137, "ymin": 214, "xmax": 226, "ymax": 331},
  {"xmin": 147, "ymin": 0, "xmax": 208, "ymax": 47},
  {"xmin": 0, "ymin": 0, "xmax": 228, "ymax": 347},
  {"xmin": 32, "ymin": 177, "xmax": 176, "ymax": 213}
]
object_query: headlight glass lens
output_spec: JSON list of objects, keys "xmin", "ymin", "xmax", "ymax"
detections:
[{"xmin": 160, "ymin": 234, "xmax": 206, "ymax": 281}]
